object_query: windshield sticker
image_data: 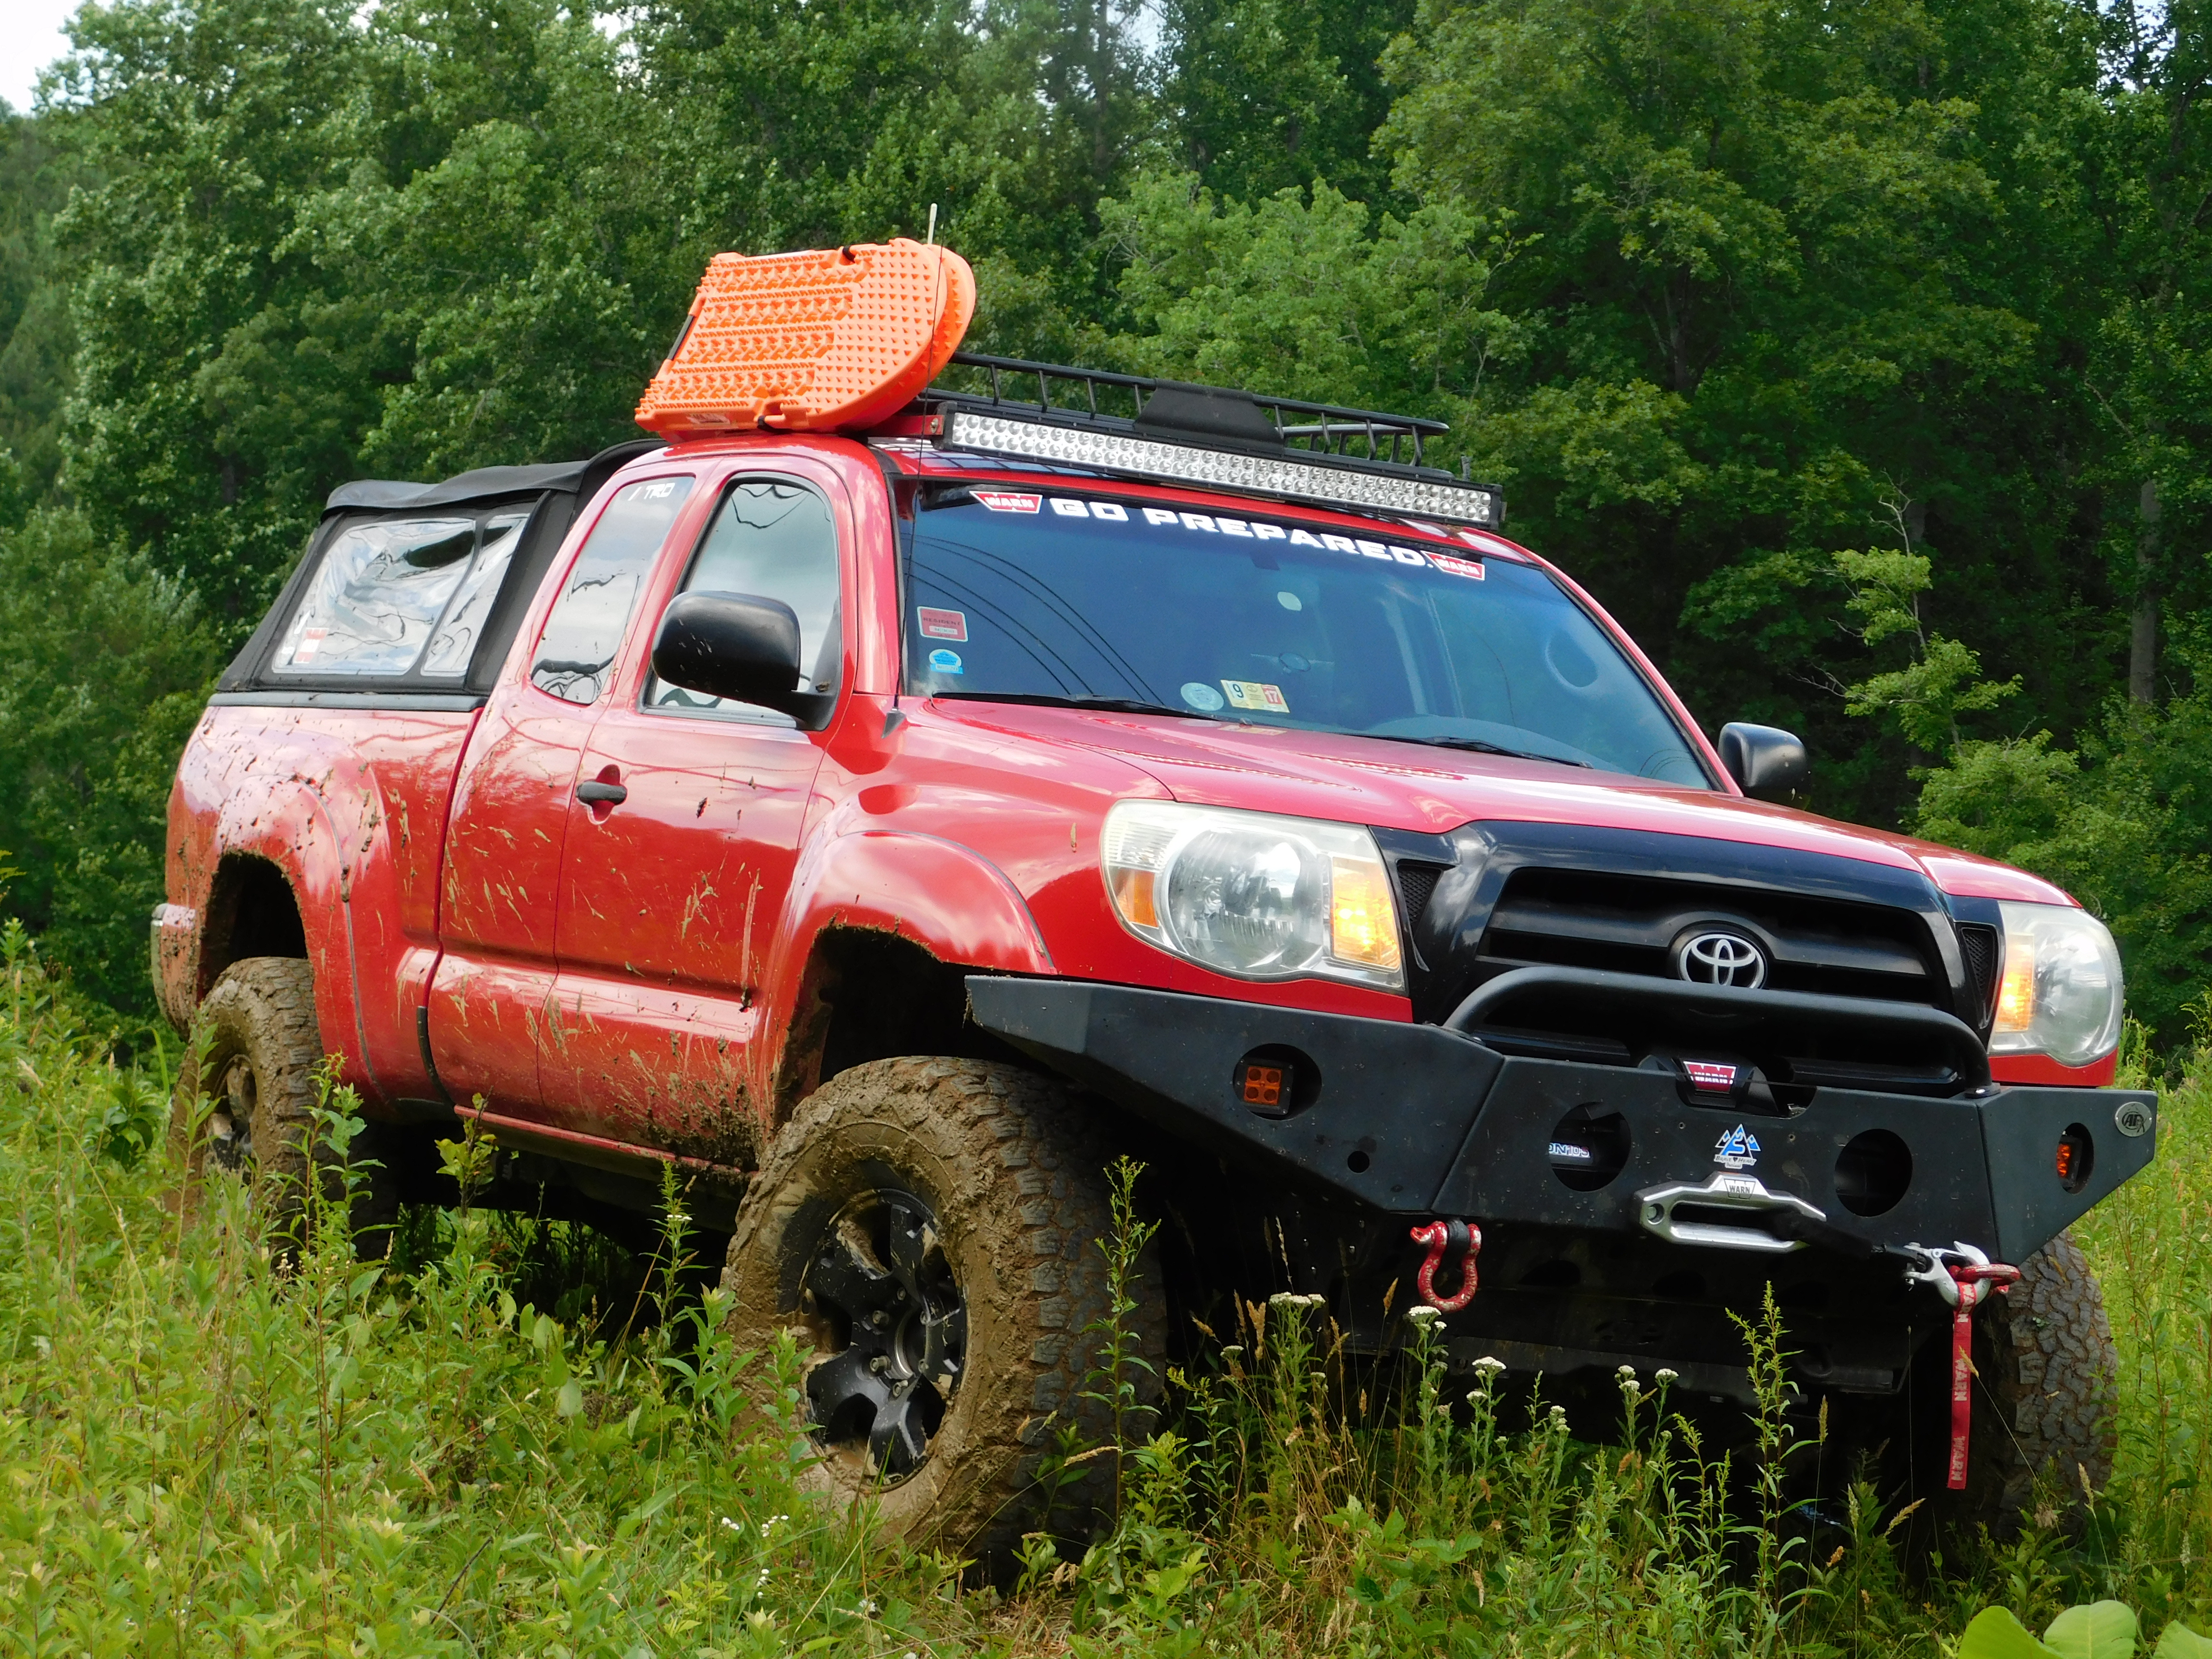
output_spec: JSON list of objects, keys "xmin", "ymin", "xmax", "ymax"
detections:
[
  {"xmin": 917, "ymin": 607, "xmax": 969, "ymax": 641},
  {"xmin": 1221, "ymin": 679, "xmax": 1289, "ymax": 714},
  {"xmin": 1180, "ymin": 681, "xmax": 1226, "ymax": 711},
  {"xmin": 927, "ymin": 648, "xmax": 965, "ymax": 675},
  {"xmin": 975, "ymin": 491, "xmax": 1041, "ymax": 513},
  {"xmin": 291, "ymin": 627, "xmax": 327, "ymax": 664},
  {"xmin": 1034, "ymin": 496, "xmax": 1459, "ymax": 571}
]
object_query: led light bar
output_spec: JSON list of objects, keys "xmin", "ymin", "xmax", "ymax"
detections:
[{"xmin": 942, "ymin": 410, "xmax": 1503, "ymax": 529}]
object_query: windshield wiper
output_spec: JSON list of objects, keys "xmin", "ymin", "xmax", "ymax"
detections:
[
  {"xmin": 1391, "ymin": 734, "xmax": 1592, "ymax": 768},
  {"xmin": 930, "ymin": 691, "xmax": 1213, "ymax": 720}
]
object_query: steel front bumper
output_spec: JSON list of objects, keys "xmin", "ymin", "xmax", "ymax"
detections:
[{"xmin": 966, "ymin": 976, "xmax": 2157, "ymax": 1269}]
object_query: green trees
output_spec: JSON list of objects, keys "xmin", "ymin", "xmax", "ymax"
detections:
[{"xmin": 0, "ymin": 0, "xmax": 2208, "ymax": 1032}]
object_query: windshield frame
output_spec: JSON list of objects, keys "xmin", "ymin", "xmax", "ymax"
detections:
[{"xmin": 896, "ymin": 474, "xmax": 1724, "ymax": 791}]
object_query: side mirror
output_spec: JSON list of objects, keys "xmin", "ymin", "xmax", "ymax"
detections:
[
  {"xmin": 1718, "ymin": 721, "xmax": 1809, "ymax": 802},
  {"xmin": 650, "ymin": 591, "xmax": 834, "ymax": 727}
]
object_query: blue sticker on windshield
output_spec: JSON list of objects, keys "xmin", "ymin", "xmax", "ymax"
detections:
[{"xmin": 927, "ymin": 648, "xmax": 964, "ymax": 675}]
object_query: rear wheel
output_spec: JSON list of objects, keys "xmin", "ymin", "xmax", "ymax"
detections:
[
  {"xmin": 171, "ymin": 957, "xmax": 323, "ymax": 1249},
  {"xmin": 169, "ymin": 956, "xmax": 397, "ymax": 1256},
  {"xmin": 722, "ymin": 1057, "xmax": 1163, "ymax": 1575}
]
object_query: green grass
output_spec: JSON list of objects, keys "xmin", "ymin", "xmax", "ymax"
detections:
[{"xmin": 3, "ymin": 919, "xmax": 2211, "ymax": 1657}]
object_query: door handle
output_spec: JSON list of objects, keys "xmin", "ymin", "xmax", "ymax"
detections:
[{"xmin": 576, "ymin": 780, "xmax": 628, "ymax": 806}]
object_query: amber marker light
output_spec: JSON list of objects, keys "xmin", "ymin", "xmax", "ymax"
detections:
[
  {"xmin": 1109, "ymin": 867, "xmax": 1158, "ymax": 930},
  {"xmin": 1329, "ymin": 855, "xmax": 1403, "ymax": 973},
  {"xmin": 1994, "ymin": 935, "xmax": 2036, "ymax": 1035}
]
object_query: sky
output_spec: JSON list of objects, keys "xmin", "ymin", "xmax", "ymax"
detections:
[{"xmin": 3, "ymin": 0, "xmax": 76, "ymax": 114}]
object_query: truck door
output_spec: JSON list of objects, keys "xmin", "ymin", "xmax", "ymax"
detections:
[
  {"xmin": 430, "ymin": 474, "xmax": 698, "ymax": 1115},
  {"xmin": 543, "ymin": 470, "xmax": 844, "ymax": 1154}
]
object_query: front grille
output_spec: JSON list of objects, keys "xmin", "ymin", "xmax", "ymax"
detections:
[
  {"xmin": 1395, "ymin": 860, "xmax": 1448, "ymax": 932},
  {"xmin": 1479, "ymin": 867, "xmax": 1939, "ymax": 1006},
  {"xmin": 1958, "ymin": 922, "xmax": 1999, "ymax": 1025}
]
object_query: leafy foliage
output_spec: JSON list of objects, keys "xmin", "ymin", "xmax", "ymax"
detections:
[
  {"xmin": 5, "ymin": 935, "xmax": 2212, "ymax": 1650},
  {"xmin": 2, "ymin": 0, "xmax": 2212, "ymax": 1027}
]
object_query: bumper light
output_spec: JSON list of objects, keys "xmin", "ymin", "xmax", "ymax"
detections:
[
  {"xmin": 1989, "ymin": 901, "xmax": 2124, "ymax": 1068},
  {"xmin": 1102, "ymin": 801, "xmax": 1404, "ymax": 991}
]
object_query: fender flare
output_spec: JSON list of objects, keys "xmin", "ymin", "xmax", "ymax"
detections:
[
  {"xmin": 777, "ymin": 828, "xmax": 1055, "ymax": 976},
  {"xmin": 205, "ymin": 780, "xmax": 371, "ymax": 1083},
  {"xmin": 750, "ymin": 828, "xmax": 1056, "ymax": 1110}
]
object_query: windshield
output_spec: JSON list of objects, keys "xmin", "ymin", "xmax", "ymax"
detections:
[{"xmin": 902, "ymin": 487, "xmax": 1709, "ymax": 784}]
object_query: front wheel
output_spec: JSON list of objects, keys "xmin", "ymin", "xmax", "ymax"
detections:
[
  {"xmin": 722, "ymin": 1057, "xmax": 1163, "ymax": 1574},
  {"xmin": 1944, "ymin": 1231, "xmax": 2118, "ymax": 1536},
  {"xmin": 1879, "ymin": 1231, "xmax": 2118, "ymax": 1548}
]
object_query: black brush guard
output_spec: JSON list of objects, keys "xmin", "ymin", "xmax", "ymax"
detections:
[{"xmin": 967, "ymin": 974, "xmax": 2156, "ymax": 1269}]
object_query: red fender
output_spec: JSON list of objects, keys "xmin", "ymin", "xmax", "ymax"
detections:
[{"xmin": 748, "ymin": 828, "xmax": 1055, "ymax": 1108}]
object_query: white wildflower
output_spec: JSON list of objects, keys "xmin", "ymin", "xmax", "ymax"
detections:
[
  {"xmin": 1406, "ymin": 1305, "xmax": 1443, "ymax": 1327},
  {"xmin": 1655, "ymin": 1368, "xmax": 1680, "ymax": 1384},
  {"xmin": 1615, "ymin": 1364, "xmax": 1636, "ymax": 1381},
  {"xmin": 1471, "ymin": 1355, "xmax": 1506, "ymax": 1376}
]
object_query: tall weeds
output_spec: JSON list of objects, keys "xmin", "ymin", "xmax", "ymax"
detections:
[{"xmin": 2, "ymin": 919, "xmax": 2210, "ymax": 1656}]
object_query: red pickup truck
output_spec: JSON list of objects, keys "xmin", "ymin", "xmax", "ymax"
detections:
[{"xmin": 157, "ymin": 338, "xmax": 2153, "ymax": 1567}]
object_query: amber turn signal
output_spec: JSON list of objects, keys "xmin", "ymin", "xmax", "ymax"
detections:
[{"xmin": 1239, "ymin": 1061, "xmax": 1288, "ymax": 1110}]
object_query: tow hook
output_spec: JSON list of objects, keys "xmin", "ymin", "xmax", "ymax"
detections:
[
  {"xmin": 1900, "ymin": 1242, "xmax": 2022, "ymax": 1488},
  {"xmin": 1409, "ymin": 1218, "xmax": 1482, "ymax": 1312}
]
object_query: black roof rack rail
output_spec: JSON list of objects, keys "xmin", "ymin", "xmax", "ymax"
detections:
[{"xmin": 910, "ymin": 352, "xmax": 1504, "ymax": 529}]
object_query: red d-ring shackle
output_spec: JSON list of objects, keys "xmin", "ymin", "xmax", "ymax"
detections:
[{"xmin": 1409, "ymin": 1218, "xmax": 1482, "ymax": 1312}]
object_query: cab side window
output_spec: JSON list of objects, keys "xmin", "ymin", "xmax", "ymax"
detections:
[
  {"xmin": 272, "ymin": 517, "xmax": 477, "ymax": 676},
  {"xmin": 532, "ymin": 477, "xmax": 696, "ymax": 704},
  {"xmin": 645, "ymin": 478, "xmax": 842, "ymax": 723}
]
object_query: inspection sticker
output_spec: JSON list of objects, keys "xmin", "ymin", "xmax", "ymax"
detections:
[
  {"xmin": 917, "ymin": 607, "xmax": 969, "ymax": 641},
  {"xmin": 1220, "ymin": 679, "xmax": 1288, "ymax": 713},
  {"xmin": 926, "ymin": 648, "xmax": 964, "ymax": 675},
  {"xmin": 974, "ymin": 491, "xmax": 1041, "ymax": 513},
  {"xmin": 291, "ymin": 627, "xmax": 327, "ymax": 664}
]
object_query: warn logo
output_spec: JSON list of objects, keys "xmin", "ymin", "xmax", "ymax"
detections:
[
  {"xmin": 974, "ymin": 491, "xmax": 1041, "ymax": 514},
  {"xmin": 1682, "ymin": 1059, "xmax": 1739, "ymax": 1095}
]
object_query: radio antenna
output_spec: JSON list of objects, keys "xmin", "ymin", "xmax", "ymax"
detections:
[{"xmin": 926, "ymin": 203, "xmax": 938, "ymax": 246}]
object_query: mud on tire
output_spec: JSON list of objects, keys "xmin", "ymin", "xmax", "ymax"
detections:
[
  {"xmin": 1938, "ymin": 1230, "xmax": 2118, "ymax": 1538},
  {"xmin": 170, "ymin": 957, "xmax": 325, "ymax": 1249},
  {"xmin": 722, "ymin": 1057, "xmax": 1164, "ymax": 1574}
]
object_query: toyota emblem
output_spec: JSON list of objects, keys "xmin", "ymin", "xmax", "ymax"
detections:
[{"xmin": 1676, "ymin": 930, "xmax": 1767, "ymax": 989}]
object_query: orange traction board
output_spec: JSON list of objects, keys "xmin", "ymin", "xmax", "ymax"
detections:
[{"xmin": 634, "ymin": 240, "xmax": 974, "ymax": 438}]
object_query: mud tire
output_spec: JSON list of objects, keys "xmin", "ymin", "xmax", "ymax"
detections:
[
  {"xmin": 170, "ymin": 957, "xmax": 325, "ymax": 1252},
  {"xmin": 722, "ymin": 1057, "xmax": 1163, "ymax": 1575},
  {"xmin": 1948, "ymin": 1231, "xmax": 2118, "ymax": 1536}
]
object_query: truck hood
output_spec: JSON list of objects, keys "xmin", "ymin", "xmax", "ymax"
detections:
[{"xmin": 932, "ymin": 699, "xmax": 2075, "ymax": 907}]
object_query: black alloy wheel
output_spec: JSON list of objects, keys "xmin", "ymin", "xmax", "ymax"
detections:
[{"xmin": 803, "ymin": 1189, "xmax": 967, "ymax": 1479}]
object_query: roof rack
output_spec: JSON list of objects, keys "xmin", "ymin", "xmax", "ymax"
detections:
[{"xmin": 911, "ymin": 352, "xmax": 1503, "ymax": 530}]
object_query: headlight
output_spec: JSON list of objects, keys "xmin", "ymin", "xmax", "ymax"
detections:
[
  {"xmin": 1989, "ymin": 901, "xmax": 2124, "ymax": 1067},
  {"xmin": 1101, "ymin": 800, "xmax": 1404, "ymax": 992}
]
